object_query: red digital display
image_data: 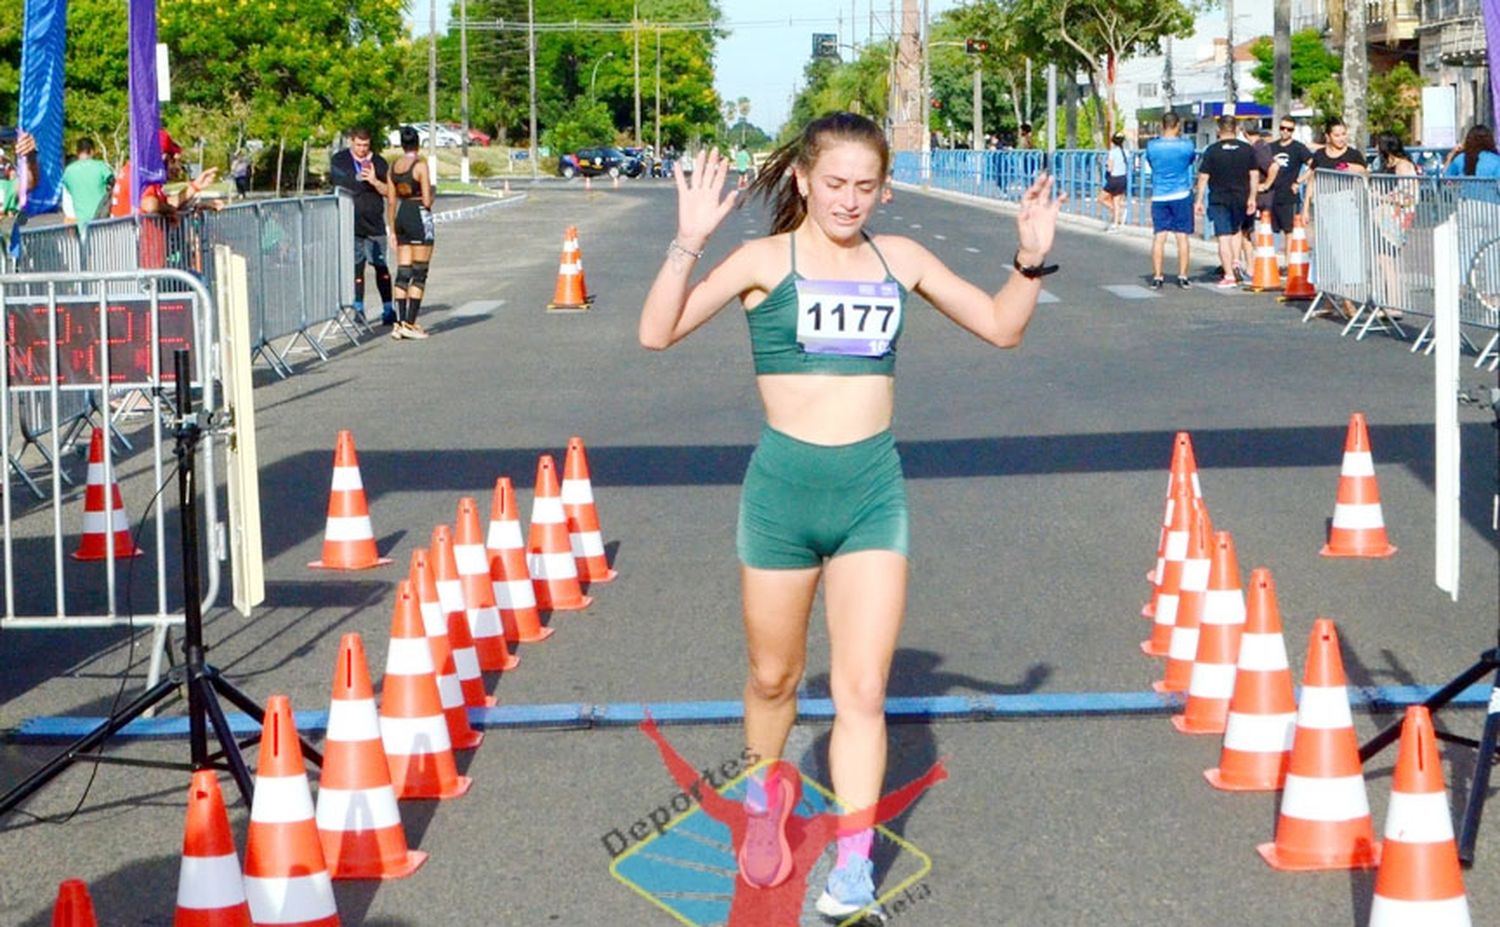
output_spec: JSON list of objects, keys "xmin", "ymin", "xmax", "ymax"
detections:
[{"xmin": 6, "ymin": 297, "xmax": 196, "ymax": 389}]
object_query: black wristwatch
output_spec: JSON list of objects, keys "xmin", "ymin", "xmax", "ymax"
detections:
[{"xmin": 1013, "ymin": 250, "xmax": 1059, "ymax": 279}]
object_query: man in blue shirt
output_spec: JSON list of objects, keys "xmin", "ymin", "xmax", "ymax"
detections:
[{"xmin": 1144, "ymin": 113, "xmax": 1196, "ymax": 289}]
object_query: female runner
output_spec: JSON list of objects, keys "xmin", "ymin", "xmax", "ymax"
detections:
[
  {"xmin": 639, "ymin": 112, "xmax": 1061, "ymax": 919},
  {"xmin": 386, "ymin": 126, "xmax": 435, "ymax": 340}
]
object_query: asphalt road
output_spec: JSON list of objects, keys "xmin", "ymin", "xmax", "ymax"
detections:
[{"xmin": 1, "ymin": 178, "xmax": 1497, "ymax": 926}]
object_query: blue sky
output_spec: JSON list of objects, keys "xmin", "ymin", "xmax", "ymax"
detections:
[{"xmin": 411, "ymin": 0, "xmax": 964, "ymax": 134}]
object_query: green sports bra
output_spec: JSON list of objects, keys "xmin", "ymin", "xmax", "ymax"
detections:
[{"xmin": 745, "ymin": 232, "xmax": 908, "ymax": 376}]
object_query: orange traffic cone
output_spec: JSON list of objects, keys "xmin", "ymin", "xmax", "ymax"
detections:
[
  {"xmin": 1257, "ymin": 618, "xmax": 1380, "ymax": 871},
  {"xmin": 1172, "ymin": 531, "xmax": 1246, "ymax": 733},
  {"xmin": 1206, "ymin": 568, "xmax": 1297, "ymax": 791},
  {"xmin": 1144, "ymin": 431, "xmax": 1202, "ymax": 598},
  {"xmin": 562, "ymin": 437, "xmax": 617, "ymax": 583},
  {"xmin": 413, "ymin": 546, "xmax": 493, "ymax": 710},
  {"xmin": 528, "ymin": 454, "xmax": 593, "ymax": 611},
  {"xmin": 243, "ymin": 695, "xmax": 339, "ymax": 926},
  {"xmin": 1153, "ymin": 504, "xmax": 1213, "ymax": 691},
  {"xmin": 1143, "ymin": 494, "xmax": 1209, "ymax": 659},
  {"xmin": 71, "ymin": 427, "xmax": 143, "ymax": 561},
  {"xmin": 410, "ymin": 550, "xmax": 490, "ymax": 734},
  {"xmin": 51, "ymin": 880, "xmax": 98, "ymax": 927},
  {"xmin": 1321, "ymin": 413, "xmax": 1397, "ymax": 558},
  {"xmin": 431, "ymin": 525, "xmax": 504, "ymax": 676},
  {"xmin": 308, "ymin": 430, "xmax": 390, "ymax": 570},
  {"xmin": 454, "ymin": 498, "xmax": 519, "ymax": 670},
  {"xmin": 547, "ymin": 226, "xmax": 593, "ymax": 311},
  {"xmin": 1281, "ymin": 215, "xmax": 1317, "ymax": 301},
  {"xmin": 379, "ymin": 580, "xmax": 471, "ymax": 800},
  {"xmin": 174, "ymin": 770, "xmax": 252, "ymax": 926},
  {"xmin": 316, "ymin": 633, "xmax": 429, "ymax": 879},
  {"xmin": 1248, "ymin": 211, "xmax": 1283, "ymax": 292},
  {"xmin": 1368, "ymin": 707, "xmax": 1471, "ymax": 925},
  {"xmin": 487, "ymin": 476, "xmax": 553, "ymax": 642}
]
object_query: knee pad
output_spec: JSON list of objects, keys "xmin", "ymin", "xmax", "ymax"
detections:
[
  {"xmin": 394, "ymin": 265, "xmax": 414, "ymax": 289},
  {"xmin": 409, "ymin": 262, "xmax": 430, "ymax": 289}
]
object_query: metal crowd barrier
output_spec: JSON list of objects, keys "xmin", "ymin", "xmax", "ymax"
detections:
[
  {"xmin": 1306, "ymin": 169, "xmax": 1500, "ymax": 367},
  {"xmin": 1, "ymin": 268, "xmax": 223, "ymax": 690},
  {"xmin": 11, "ymin": 194, "xmax": 356, "ymax": 381},
  {"xmin": 894, "ymin": 148, "xmax": 1207, "ymax": 238}
]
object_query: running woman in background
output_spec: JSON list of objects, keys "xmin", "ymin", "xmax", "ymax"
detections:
[
  {"xmin": 639, "ymin": 111, "xmax": 1062, "ymax": 921},
  {"xmin": 386, "ymin": 126, "xmax": 435, "ymax": 341}
]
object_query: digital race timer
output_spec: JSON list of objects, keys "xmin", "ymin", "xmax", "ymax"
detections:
[{"xmin": 5, "ymin": 296, "xmax": 196, "ymax": 389}]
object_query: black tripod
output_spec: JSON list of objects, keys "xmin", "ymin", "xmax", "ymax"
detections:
[
  {"xmin": 1358, "ymin": 386, "xmax": 1500, "ymax": 867},
  {"xmin": 0, "ymin": 349, "xmax": 319, "ymax": 819}
]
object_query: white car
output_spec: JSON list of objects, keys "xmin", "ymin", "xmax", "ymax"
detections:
[{"xmin": 386, "ymin": 124, "xmax": 465, "ymax": 149}]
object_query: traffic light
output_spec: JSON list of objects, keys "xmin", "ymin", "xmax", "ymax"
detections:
[{"xmin": 964, "ymin": 37, "xmax": 990, "ymax": 54}]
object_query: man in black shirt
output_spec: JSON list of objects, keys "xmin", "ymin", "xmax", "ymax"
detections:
[
  {"xmin": 330, "ymin": 127, "xmax": 394, "ymax": 325},
  {"xmin": 1255, "ymin": 117, "xmax": 1313, "ymax": 268},
  {"xmin": 1194, "ymin": 116, "xmax": 1260, "ymax": 287}
]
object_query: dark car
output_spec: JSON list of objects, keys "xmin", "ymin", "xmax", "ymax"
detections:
[{"xmin": 558, "ymin": 146, "xmax": 643, "ymax": 179}]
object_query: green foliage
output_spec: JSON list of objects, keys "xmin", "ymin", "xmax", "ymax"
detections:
[
  {"xmin": 541, "ymin": 97, "xmax": 617, "ymax": 155},
  {"xmin": 1249, "ymin": 30, "xmax": 1343, "ymax": 113},
  {"xmin": 782, "ymin": 43, "xmax": 892, "ymax": 144},
  {"xmin": 470, "ymin": 157, "xmax": 493, "ymax": 177},
  {"xmin": 1369, "ymin": 63, "xmax": 1423, "ymax": 143}
]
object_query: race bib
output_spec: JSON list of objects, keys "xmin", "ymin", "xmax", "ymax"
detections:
[{"xmin": 794, "ymin": 279, "xmax": 901, "ymax": 357}]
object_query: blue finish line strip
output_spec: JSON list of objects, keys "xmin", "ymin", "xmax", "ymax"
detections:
[{"xmin": 12, "ymin": 685, "xmax": 1492, "ymax": 742}]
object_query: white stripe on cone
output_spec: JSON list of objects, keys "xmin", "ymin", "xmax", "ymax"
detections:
[
  {"xmin": 487, "ymin": 520, "xmax": 525, "ymax": 549},
  {"xmin": 249, "ymin": 776, "xmax": 316, "ymax": 823},
  {"xmin": 1368, "ymin": 895, "xmax": 1473, "ymax": 926},
  {"xmin": 1297, "ymin": 685, "xmax": 1356, "ymax": 729},
  {"xmin": 82, "ymin": 510, "xmax": 131, "ymax": 533},
  {"xmin": 1223, "ymin": 711, "xmax": 1298, "ymax": 751},
  {"xmin": 1339, "ymin": 451, "xmax": 1376, "ymax": 477},
  {"xmin": 314, "ymin": 787, "xmax": 403, "ymax": 831},
  {"xmin": 326, "ymin": 699, "xmax": 382, "ymax": 740},
  {"xmin": 1279, "ymin": 773, "xmax": 1372, "ymax": 821},
  {"xmin": 176, "ymin": 854, "xmax": 249, "ymax": 907},
  {"xmin": 560, "ymin": 479, "xmax": 594, "ymax": 504},
  {"xmin": 570, "ymin": 531, "xmax": 606, "ymax": 558},
  {"xmin": 452, "ymin": 544, "xmax": 488, "ymax": 574},
  {"xmin": 330, "ymin": 467, "xmax": 364, "ymax": 491},
  {"xmin": 380, "ymin": 715, "xmax": 453, "ymax": 755},
  {"xmin": 529, "ymin": 551, "xmax": 579, "ymax": 579},
  {"xmin": 1202, "ymin": 589, "xmax": 1246, "ymax": 622},
  {"xmin": 1331, "ymin": 503, "xmax": 1386, "ymax": 530},
  {"xmin": 532, "ymin": 497, "xmax": 566, "ymax": 523},
  {"xmin": 1167, "ymin": 628, "xmax": 1200, "ymax": 662},
  {"xmin": 436, "ymin": 579, "xmax": 466, "ymax": 615},
  {"xmin": 1383, "ymin": 791, "xmax": 1458, "ymax": 842},
  {"xmin": 323, "ymin": 516, "xmax": 375, "ymax": 542},
  {"xmin": 1237, "ymin": 633, "xmax": 1290, "ymax": 671},
  {"xmin": 1187, "ymin": 661, "xmax": 1237, "ymax": 698},
  {"xmin": 242, "ymin": 872, "xmax": 336, "ymax": 922},
  {"xmin": 493, "ymin": 577, "xmax": 537, "ymax": 609},
  {"xmin": 451, "ymin": 647, "xmax": 480, "ymax": 679},
  {"xmin": 385, "ymin": 637, "xmax": 436, "ymax": 674}
]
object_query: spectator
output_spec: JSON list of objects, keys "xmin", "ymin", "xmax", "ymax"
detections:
[
  {"xmin": 60, "ymin": 138, "xmax": 114, "ymax": 233},
  {"xmin": 1018, "ymin": 123, "xmax": 1034, "ymax": 150},
  {"xmin": 231, "ymin": 150, "xmax": 251, "ymax": 199},
  {"xmin": 1301, "ymin": 117, "xmax": 1367, "ymax": 229},
  {"xmin": 1442, "ymin": 124, "xmax": 1500, "ymax": 187},
  {"xmin": 1, "ymin": 130, "xmax": 39, "ymax": 215},
  {"xmin": 1373, "ymin": 132, "xmax": 1419, "ymax": 318},
  {"xmin": 330, "ymin": 127, "xmax": 395, "ymax": 325},
  {"xmin": 1097, "ymin": 132, "xmax": 1128, "ymax": 231},
  {"xmin": 1194, "ymin": 114, "xmax": 1260, "ymax": 288},
  {"xmin": 109, "ymin": 129, "xmax": 216, "ymax": 218},
  {"xmin": 1144, "ymin": 112, "xmax": 1196, "ymax": 289},
  {"xmin": 1256, "ymin": 117, "xmax": 1313, "ymax": 270}
]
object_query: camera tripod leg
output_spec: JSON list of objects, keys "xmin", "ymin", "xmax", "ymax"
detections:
[
  {"xmin": 1457, "ymin": 674, "xmax": 1500, "ymax": 865},
  {"xmin": 209, "ymin": 671, "xmax": 323, "ymax": 767},
  {"xmin": 194, "ymin": 673, "xmax": 256, "ymax": 806},
  {"xmin": 1360, "ymin": 650, "xmax": 1498, "ymax": 761}
]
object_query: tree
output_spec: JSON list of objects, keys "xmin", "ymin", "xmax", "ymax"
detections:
[
  {"xmin": 1273, "ymin": 0, "xmax": 1291, "ymax": 119},
  {"xmin": 1342, "ymin": 0, "xmax": 1368, "ymax": 145},
  {"xmin": 1368, "ymin": 62, "xmax": 1423, "ymax": 143},
  {"xmin": 1249, "ymin": 30, "xmax": 1342, "ymax": 120}
]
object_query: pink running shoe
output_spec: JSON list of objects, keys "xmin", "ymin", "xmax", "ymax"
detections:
[{"xmin": 737, "ymin": 768, "xmax": 795, "ymax": 888}]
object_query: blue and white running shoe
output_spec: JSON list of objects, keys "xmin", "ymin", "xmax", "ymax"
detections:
[{"xmin": 815, "ymin": 858, "xmax": 887, "ymax": 923}]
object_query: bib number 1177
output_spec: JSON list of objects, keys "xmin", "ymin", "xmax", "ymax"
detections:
[{"xmin": 794, "ymin": 279, "xmax": 901, "ymax": 357}]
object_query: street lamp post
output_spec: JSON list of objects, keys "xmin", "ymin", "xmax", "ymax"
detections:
[
  {"xmin": 590, "ymin": 52, "xmax": 615, "ymax": 100},
  {"xmin": 459, "ymin": 0, "xmax": 470, "ymax": 184},
  {"xmin": 527, "ymin": 0, "xmax": 537, "ymax": 181}
]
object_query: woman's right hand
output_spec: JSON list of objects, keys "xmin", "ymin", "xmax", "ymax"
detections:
[{"xmin": 674, "ymin": 148, "xmax": 737, "ymax": 252}]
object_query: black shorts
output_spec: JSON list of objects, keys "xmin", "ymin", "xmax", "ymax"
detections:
[
  {"xmin": 1269, "ymin": 201, "xmax": 1297, "ymax": 233},
  {"xmin": 395, "ymin": 200, "xmax": 434, "ymax": 246},
  {"xmin": 1103, "ymin": 176, "xmax": 1127, "ymax": 195}
]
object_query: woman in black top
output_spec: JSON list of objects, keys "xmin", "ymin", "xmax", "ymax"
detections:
[{"xmin": 386, "ymin": 126, "xmax": 435, "ymax": 340}]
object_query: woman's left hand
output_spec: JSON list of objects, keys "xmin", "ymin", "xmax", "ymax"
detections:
[{"xmin": 1016, "ymin": 172, "xmax": 1064, "ymax": 265}]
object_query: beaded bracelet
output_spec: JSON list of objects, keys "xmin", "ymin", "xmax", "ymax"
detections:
[{"xmin": 667, "ymin": 239, "xmax": 703, "ymax": 260}]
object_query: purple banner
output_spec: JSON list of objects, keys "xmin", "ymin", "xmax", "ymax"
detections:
[
  {"xmin": 127, "ymin": 0, "xmax": 164, "ymax": 214},
  {"xmin": 1487, "ymin": 0, "xmax": 1500, "ymax": 132}
]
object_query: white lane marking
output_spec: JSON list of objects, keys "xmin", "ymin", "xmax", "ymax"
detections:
[
  {"xmin": 909, "ymin": 223, "xmax": 922, "ymax": 229},
  {"xmin": 932, "ymin": 234, "xmax": 947, "ymax": 241},
  {"xmin": 964, "ymin": 247, "xmax": 981, "ymax": 254},
  {"xmin": 453, "ymin": 300, "xmax": 505, "ymax": 316},
  {"xmin": 1101, "ymin": 284, "xmax": 1161, "ymax": 300},
  {"xmin": 1037, "ymin": 290, "xmax": 1059, "ymax": 304}
]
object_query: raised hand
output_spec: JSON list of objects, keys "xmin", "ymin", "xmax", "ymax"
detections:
[
  {"xmin": 674, "ymin": 148, "xmax": 738, "ymax": 252},
  {"xmin": 1016, "ymin": 172, "xmax": 1064, "ymax": 264}
]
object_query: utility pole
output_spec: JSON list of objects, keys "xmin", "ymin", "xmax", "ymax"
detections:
[
  {"xmin": 633, "ymin": 2, "xmax": 642, "ymax": 148},
  {"xmin": 459, "ymin": 0, "xmax": 470, "ymax": 184},
  {"xmin": 1273, "ymin": 0, "xmax": 1291, "ymax": 120},
  {"xmin": 1046, "ymin": 63, "xmax": 1057, "ymax": 153},
  {"xmin": 427, "ymin": 0, "xmax": 438, "ymax": 180},
  {"xmin": 1342, "ymin": 0, "xmax": 1368, "ymax": 146},
  {"xmin": 527, "ymin": 0, "xmax": 537, "ymax": 181},
  {"xmin": 1025, "ymin": 58, "xmax": 1032, "ymax": 125},
  {"xmin": 1162, "ymin": 35, "xmax": 1175, "ymax": 112},
  {"xmin": 654, "ymin": 27, "xmax": 662, "ymax": 161},
  {"xmin": 921, "ymin": 0, "xmax": 930, "ymax": 158},
  {"xmin": 1223, "ymin": 0, "xmax": 1236, "ymax": 113},
  {"xmin": 972, "ymin": 61, "xmax": 982, "ymax": 149}
]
